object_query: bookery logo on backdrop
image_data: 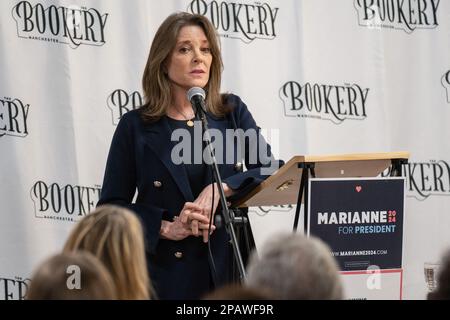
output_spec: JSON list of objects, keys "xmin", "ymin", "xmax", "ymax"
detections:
[
  {"xmin": 279, "ymin": 81, "xmax": 369, "ymax": 124},
  {"xmin": 30, "ymin": 181, "xmax": 101, "ymax": 222},
  {"xmin": 354, "ymin": 0, "xmax": 440, "ymax": 33},
  {"xmin": 0, "ymin": 96, "xmax": 30, "ymax": 138},
  {"xmin": 383, "ymin": 160, "xmax": 450, "ymax": 201},
  {"xmin": 0, "ymin": 275, "xmax": 30, "ymax": 300},
  {"xmin": 107, "ymin": 89, "xmax": 142, "ymax": 125},
  {"xmin": 12, "ymin": 1, "xmax": 109, "ymax": 49},
  {"xmin": 442, "ymin": 70, "xmax": 450, "ymax": 103},
  {"xmin": 188, "ymin": 0, "xmax": 278, "ymax": 43}
]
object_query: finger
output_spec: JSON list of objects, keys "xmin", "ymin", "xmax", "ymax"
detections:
[
  {"xmin": 186, "ymin": 212, "xmax": 210, "ymax": 224},
  {"xmin": 180, "ymin": 209, "xmax": 191, "ymax": 224},
  {"xmin": 203, "ymin": 229, "xmax": 208, "ymax": 243},
  {"xmin": 201, "ymin": 224, "xmax": 217, "ymax": 243},
  {"xmin": 183, "ymin": 202, "xmax": 203, "ymax": 212},
  {"xmin": 190, "ymin": 201, "xmax": 208, "ymax": 218},
  {"xmin": 180, "ymin": 205, "xmax": 205, "ymax": 223},
  {"xmin": 191, "ymin": 220, "xmax": 199, "ymax": 236},
  {"xmin": 198, "ymin": 223, "xmax": 216, "ymax": 230}
]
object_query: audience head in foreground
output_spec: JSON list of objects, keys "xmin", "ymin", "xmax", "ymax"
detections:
[{"xmin": 27, "ymin": 251, "xmax": 116, "ymax": 300}]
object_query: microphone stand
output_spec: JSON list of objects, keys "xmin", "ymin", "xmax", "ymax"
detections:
[{"xmin": 194, "ymin": 102, "xmax": 247, "ymax": 282}]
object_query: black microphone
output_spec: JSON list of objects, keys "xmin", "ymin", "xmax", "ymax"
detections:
[{"xmin": 186, "ymin": 87, "xmax": 207, "ymax": 116}]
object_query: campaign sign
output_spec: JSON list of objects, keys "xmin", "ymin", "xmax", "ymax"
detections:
[{"xmin": 308, "ymin": 177, "xmax": 404, "ymax": 271}]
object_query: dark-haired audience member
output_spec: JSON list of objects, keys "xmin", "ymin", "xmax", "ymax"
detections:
[{"xmin": 27, "ymin": 251, "xmax": 116, "ymax": 300}]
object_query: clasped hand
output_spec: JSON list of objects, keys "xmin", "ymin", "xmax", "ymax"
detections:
[{"xmin": 160, "ymin": 183, "xmax": 233, "ymax": 243}]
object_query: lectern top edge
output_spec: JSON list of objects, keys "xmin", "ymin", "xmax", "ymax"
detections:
[
  {"xmin": 301, "ymin": 151, "xmax": 410, "ymax": 163},
  {"xmin": 231, "ymin": 151, "xmax": 410, "ymax": 208}
]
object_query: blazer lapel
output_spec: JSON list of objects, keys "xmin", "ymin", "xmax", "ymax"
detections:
[{"xmin": 143, "ymin": 116, "xmax": 194, "ymax": 202}]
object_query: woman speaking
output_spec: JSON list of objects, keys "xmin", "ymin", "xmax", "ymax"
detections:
[{"xmin": 98, "ymin": 12, "xmax": 282, "ymax": 299}]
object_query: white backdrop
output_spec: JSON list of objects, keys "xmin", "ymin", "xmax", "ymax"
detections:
[{"xmin": 1, "ymin": 0, "xmax": 449, "ymax": 300}]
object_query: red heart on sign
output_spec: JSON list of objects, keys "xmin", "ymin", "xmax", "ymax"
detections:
[{"xmin": 356, "ymin": 186, "xmax": 362, "ymax": 192}]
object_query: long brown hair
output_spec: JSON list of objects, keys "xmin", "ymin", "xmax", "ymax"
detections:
[
  {"xmin": 63, "ymin": 205, "xmax": 154, "ymax": 300},
  {"xmin": 141, "ymin": 12, "xmax": 227, "ymax": 122}
]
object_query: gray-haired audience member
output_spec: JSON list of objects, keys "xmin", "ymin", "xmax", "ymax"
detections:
[{"xmin": 246, "ymin": 233, "xmax": 344, "ymax": 300}]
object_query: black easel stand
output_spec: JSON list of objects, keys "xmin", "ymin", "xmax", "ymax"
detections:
[{"xmin": 292, "ymin": 162, "xmax": 315, "ymax": 233}]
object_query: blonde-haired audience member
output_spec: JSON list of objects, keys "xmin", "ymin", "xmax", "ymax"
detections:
[
  {"xmin": 64, "ymin": 205, "xmax": 153, "ymax": 299},
  {"xmin": 27, "ymin": 251, "xmax": 116, "ymax": 300},
  {"xmin": 246, "ymin": 233, "xmax": 344, "ymax": 300}
]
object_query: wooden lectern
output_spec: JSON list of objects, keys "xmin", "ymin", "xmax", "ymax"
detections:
[{"xmin": 232, "ymin": 152, "xmax": 410, "ymax": 232}]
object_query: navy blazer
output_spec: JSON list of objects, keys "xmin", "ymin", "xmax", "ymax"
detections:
[{"xmin": 98, "ymin": 94, "xmax": 282, "ymax": 299}]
